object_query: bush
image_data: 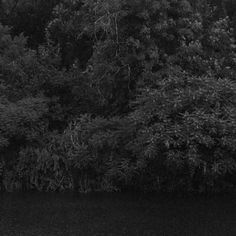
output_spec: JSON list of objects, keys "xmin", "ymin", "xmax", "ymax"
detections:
[
  {"xmin": 61, "ymin": 114, "xmax": 137, "ymax": 192},
  {"xmin": 128, "ymin": 68, "xmax": 236, "ymax": 192}
]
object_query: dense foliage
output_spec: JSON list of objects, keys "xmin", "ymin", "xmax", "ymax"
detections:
[{"xmin": 0, "ymin": 0, "xmax": 236, "ymax": 193}]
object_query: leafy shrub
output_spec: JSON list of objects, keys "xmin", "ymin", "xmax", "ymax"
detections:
[
  {"xmin": 16, "ymin": 133, "xmax": 71, "ymax": 192},
  {"xmin": 61, "ymin": 114, "xmax": 137, "ymax": 192},
  {"xmin": 128, "ymin": 68, "xmax": 236, "ymax": 192}
]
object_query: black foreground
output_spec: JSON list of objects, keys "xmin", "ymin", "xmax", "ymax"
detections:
[{"xmin": 0, "ymin": 193, "xmax": 235, "ymax": 236}]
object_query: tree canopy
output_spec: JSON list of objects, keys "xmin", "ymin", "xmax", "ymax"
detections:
[{"xmin": 0, "ymin": 0, "xmax": 236, "ymax": 193}]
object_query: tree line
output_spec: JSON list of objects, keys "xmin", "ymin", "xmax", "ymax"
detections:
[{"xmin": 0, "ymin": 0, "xmax": 236, "ymax": 193}]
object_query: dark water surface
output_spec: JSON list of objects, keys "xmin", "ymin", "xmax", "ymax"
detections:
[{"xmin": 0, "ymin": 193, "xmax": 235, "ymax": 236}]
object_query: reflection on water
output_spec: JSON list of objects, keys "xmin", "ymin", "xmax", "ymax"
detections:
[{"xmin": 0, "ymin": 193, "xmax": 235, "ymax": 236}]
